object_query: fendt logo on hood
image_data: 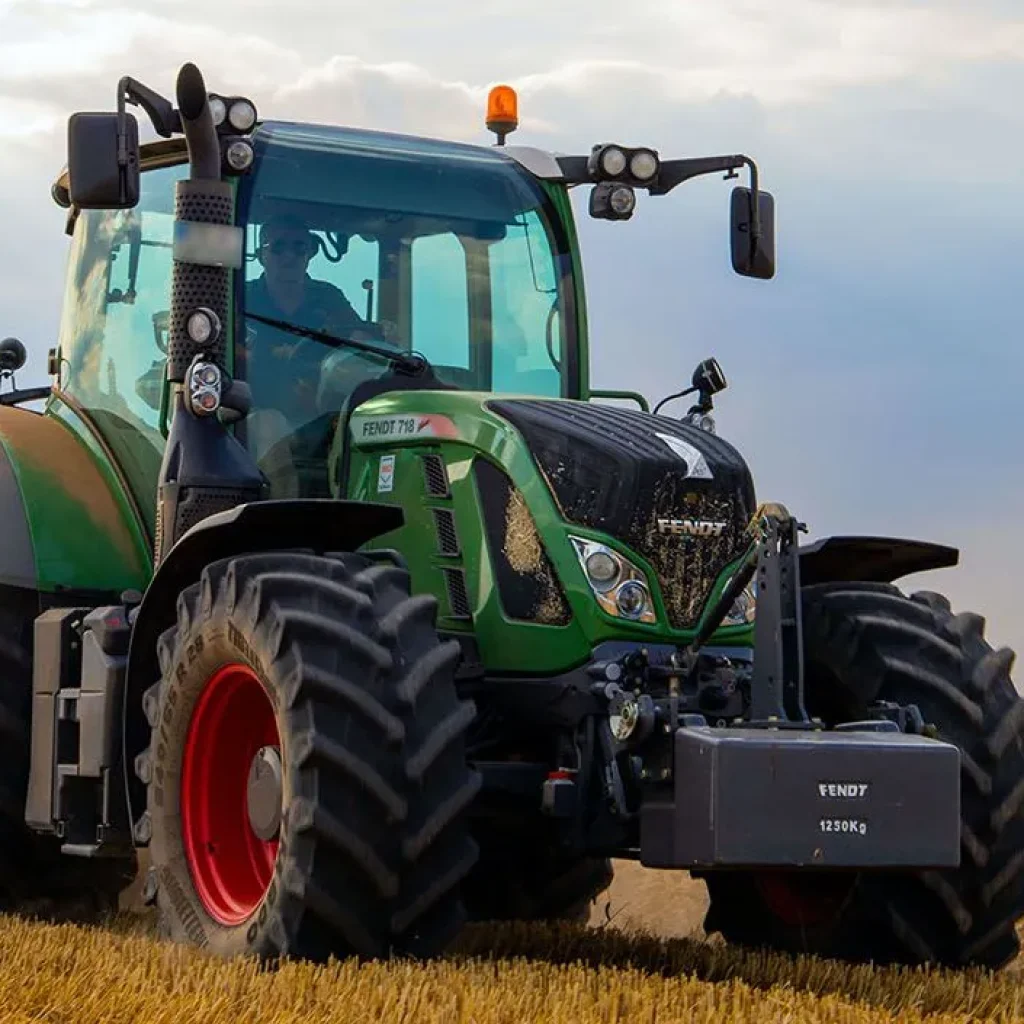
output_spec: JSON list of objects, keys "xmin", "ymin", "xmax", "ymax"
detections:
[{"xmin": 657, "ymin": 517, "xmax": 728, "ymax": 538}]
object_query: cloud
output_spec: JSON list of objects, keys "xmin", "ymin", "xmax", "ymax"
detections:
[{"xmin": 2, "ymin": 0, "xmax": 1024, "ymax": 136}]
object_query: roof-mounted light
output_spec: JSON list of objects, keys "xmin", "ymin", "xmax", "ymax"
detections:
[
  {"xmin": 224, "ymin": 138, "xmax": 254, "ymax": 173},
  {"xmin": 486, "ymin": 84, "xmax": 518, "ymax": 146},
  {"xmin": 588, "ymin": 143, "xmax": 661, "ymax": 186},
  {"xmin": 228, "ymin": 98, "xmax": 257, "ymax": 133},
  {"xmin": 208, "ymin": 95, "xmax": 227, "ymax": 126},
  {"xmin": 597, "ymin": 145, "xmax": 627, "ymax": 177},
  {"xmin": 206, "ymin": 93, "xmax": 258, "ymax": 135},
  {"xmin": 589, "ymin": 182, "xmax": 636, "ymax": 221},
  {"xmin": 629, "ymin": 148, "xmax": 659, "ymax": 182}
]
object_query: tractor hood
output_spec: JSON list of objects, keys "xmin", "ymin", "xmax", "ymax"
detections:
[
  {"xmin": 486, "ymin": 399, "xmax": 756, "ymax": 630},
  {"xmin": 346, "ymin": 392, "xmax": 756, "ymax": 637}
]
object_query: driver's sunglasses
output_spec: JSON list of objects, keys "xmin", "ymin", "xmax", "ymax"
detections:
[{"xmin": 264, "ymin": 238, "xmax": 312, "ymax": 257}]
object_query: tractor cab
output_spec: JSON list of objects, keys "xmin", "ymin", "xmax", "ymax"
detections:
[{"xmin": 234, "ymin": 121, "xmax": 579, "ymax": 498}]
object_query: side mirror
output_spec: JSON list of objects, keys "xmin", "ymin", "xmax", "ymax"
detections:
[
  {"xmin": 730, "ymin": 186, "xmax": 775, "ymax": 280},
  {"xmin": 67, "ymin": 112, "xmax": 140, "ymax": 210}
]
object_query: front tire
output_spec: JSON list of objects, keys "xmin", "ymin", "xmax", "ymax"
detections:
[
  {"xmin": 702, "ymin": 581, "xmax": 1024, "ymax": 969},
  {"xmin": 140, "ymin": 551, "xmax": 481, "ymax": 962}
]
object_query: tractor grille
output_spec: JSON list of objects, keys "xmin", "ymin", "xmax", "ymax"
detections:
[
  {"xmin": 443, "ymin": 568, "xmax": 472, "ymax": 620},
  {"xmin": 421, "ymin": 454, "xmax": 450, "ymax": 498},
  {"xmin": 432, "ymin": 508, "xmax": 460, "ymax": 557}
]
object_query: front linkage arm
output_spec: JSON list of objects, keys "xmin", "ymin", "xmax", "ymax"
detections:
[{"xmin": 675, "ymin": 501, "xmax": 809, "ymax": 727}]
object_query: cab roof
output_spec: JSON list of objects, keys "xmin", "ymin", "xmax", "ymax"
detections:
[{"xmin": 50, "ymin": 117, "xmax": 568, "ymax": 203}]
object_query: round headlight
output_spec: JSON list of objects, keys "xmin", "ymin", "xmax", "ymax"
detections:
[
  {"xmin": 629, "ymin": 150, "xmax": 659, "ymax": 181},
  {"xmin": 600, "ymin": 146, "xmax": 627, "ymax": 177},
  {"xmin": 228, "ymin": 99, "xmax": 257, "ymax": 132},
  {"xmin": 616, "ymin": 580, "xmax": 648, "ymax": 620},
  {"xmin": 585, "ymin": 550, "xmax": 619, "ymax": 590},
  {"xmin": 195, "ymin": 363, "xmax": 220, "ymax": 387},
  {"xmin": 208, "ymin": 96, "xmax": 227, "ymax": 126},
  {"xmin": 225, "ymin": 139, "xmax": 254, "ymax": 171},
  {"xmin": 609, "ymin": 185, "xmax": 636, "ymax": 216},
  {"xmin": 186, "ymin": 308, "xmax": 219, "ymax": 345}
]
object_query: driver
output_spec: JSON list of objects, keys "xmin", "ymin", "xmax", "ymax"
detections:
[
  {"xmin": 243, "ymin": 213, "xmax": 381, "ymax": 422},
  {"xmin": 247, "ymin": 213, "xmax": 371, "ymax": 337}
]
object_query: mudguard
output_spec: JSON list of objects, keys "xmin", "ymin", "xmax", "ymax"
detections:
[
  {"xmin": 798, "ymin": 535, "xmax": 958, "ymax": 587},
  {"xmin": 0, "ymin": 406, "xmax": 150, "ymax": 596},
  {"xmin": 121, "ymin": 497, "xmax": 405, "ymax": 829}
]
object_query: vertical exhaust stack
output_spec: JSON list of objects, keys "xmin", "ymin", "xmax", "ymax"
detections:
[
  {"xmin": 167, "ymin": 61, "xmax": 230, "ymax": 380},
  {"xmin": 153, "ymin": 62, "xmax": 265, "ymax": 566}
]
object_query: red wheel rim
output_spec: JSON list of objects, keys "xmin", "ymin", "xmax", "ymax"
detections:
[
  {"xmin": 180, "ymin": 663, "xmax": 281, "ymax": 926},
  {"xmin": 755, "ymin": 871, "xmax": 854, "ymax": 929}
]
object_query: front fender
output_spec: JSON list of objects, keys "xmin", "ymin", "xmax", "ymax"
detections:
[
  {"xmin": 122, "ymin": 498, "xmax": 404, "ymax": 832},
  {"xmin": 798, "ymin": 535, "xmax": 958, "ymax": 587}
]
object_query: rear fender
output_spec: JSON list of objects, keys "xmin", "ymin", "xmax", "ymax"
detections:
[
  {"xmin": 798, "ymin": 536, "xmax": 958, "ymax": 588},
  {"xmin": 122, "ymin": 498, "xmax": 404, "ymax": 833},
  {"xmin": 0, "ymin": 406, "xmax": 150, "ymax": 595}
]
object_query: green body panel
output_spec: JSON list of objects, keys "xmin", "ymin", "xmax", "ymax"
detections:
[
  {"xmin": 340, "ymin": 390, "xmax": 753, "ymax": 675},
  {"xmin": 0, "ymin": 401, "xmax": 151, "ymax": 595}
]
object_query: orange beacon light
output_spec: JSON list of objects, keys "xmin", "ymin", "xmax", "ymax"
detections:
[{"xmin": 486, "ymin": 85, "xmax": 518, "ymax": 145}]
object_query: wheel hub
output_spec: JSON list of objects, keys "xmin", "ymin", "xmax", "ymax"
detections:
[
  {"xmin": 179, "ymin": 662, "xmax": 281, "ymax": 926},
  {"xmin": 247, "ymin": 745, "xmax": 283, "ymax": 841}
]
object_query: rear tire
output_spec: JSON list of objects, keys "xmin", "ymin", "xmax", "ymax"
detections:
[
  {"xmin": 702, "ymin": 581, "xmax": 1024, "ymax": 969},
  {"xmin": 0, "ymin": 597, "xmax": 136, "ymax": 923},
  {"xmin": 141, "ymin": 551, "xmax": 481, "ymax": 962}
]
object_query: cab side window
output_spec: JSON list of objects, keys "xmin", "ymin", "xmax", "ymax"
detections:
[
  {"xmin": 410, "ymin": 232, "xmax": 471, "ymax": 385},
  {"xmin": 489, "ymin": 210, "xmax": 562, "ymax": 397},
  {"xmin": 58, "ymin": 161, "xmax": 189, "ymax": 520}
]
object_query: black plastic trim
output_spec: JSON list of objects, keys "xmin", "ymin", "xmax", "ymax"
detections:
[{"xmin": 798, "ymin": 536, "xmax": 958, "ymax": 587}]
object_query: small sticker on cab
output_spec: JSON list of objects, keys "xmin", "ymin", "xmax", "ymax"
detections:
[{"xmin": 378, "ymin": 454, "xmax": 396, "ymax": 493}]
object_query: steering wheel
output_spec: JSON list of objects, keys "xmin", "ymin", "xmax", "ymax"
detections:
[{"xmin": 245, "ymin": 314, "xmax": 387, "ymax": 414}]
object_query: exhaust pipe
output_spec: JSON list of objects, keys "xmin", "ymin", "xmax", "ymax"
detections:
[{"xmin": 153, "ymin": 62, "xmax": 264, "ymax": 566}]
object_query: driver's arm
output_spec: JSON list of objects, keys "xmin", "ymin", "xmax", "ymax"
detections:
[{"xmin": 313, "ymin": 280, "xmax": 382, "ymax": 340}]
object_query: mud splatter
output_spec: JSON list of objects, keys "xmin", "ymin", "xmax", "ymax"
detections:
[
  {"xmin": 503, "ymin": 487, "xmax": 569, "ymax": 625},
  {"xmin": 630, "ymin": 474, "xmax": 742, "ymax": 628}
]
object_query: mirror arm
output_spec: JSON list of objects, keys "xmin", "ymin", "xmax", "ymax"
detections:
[
  {"xmin": 648, "ymin": 153, "xmax": 759, "ymax": 196},
  {"xmin": 555, "ymin": 151, "xmax": 763, "ymax": 238},
  {"xmin": 0, "ymin": 386, "xmax": 51, "ymax": 408},
  {"xmin": 117, "ymin": 76, "xmax": 181, "ymax": 139},
  {"xmin": 744, "ymin": 157, "xmax": 762, "ymax": 251}
]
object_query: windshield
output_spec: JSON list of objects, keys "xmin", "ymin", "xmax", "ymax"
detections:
[{"xmin": 234, "ymin": 122, "xmax": 576, "ymax": 497}]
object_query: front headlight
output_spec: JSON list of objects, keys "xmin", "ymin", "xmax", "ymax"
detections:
[
  {"xmin": 570, "ymin": 537, "xmax": 656, "ymax": 624},
  {"xmin": 723, "ymin": 578, "xmax": 757, "ymax": 626}
]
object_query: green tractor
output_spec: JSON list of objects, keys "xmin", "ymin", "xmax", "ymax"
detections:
[{"xmin": 1, "ymin": 60, "xmax": 1022, "ymax": 969}]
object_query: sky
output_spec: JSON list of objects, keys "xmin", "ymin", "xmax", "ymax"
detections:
[{"xmin": 0, "ymin": 0, "xmax": 1022, "ymax": 665}]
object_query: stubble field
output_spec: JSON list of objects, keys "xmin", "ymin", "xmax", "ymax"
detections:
[{"xmin": 0, "ymin": 859, "xmax": 1020, "ymax": 1023}]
